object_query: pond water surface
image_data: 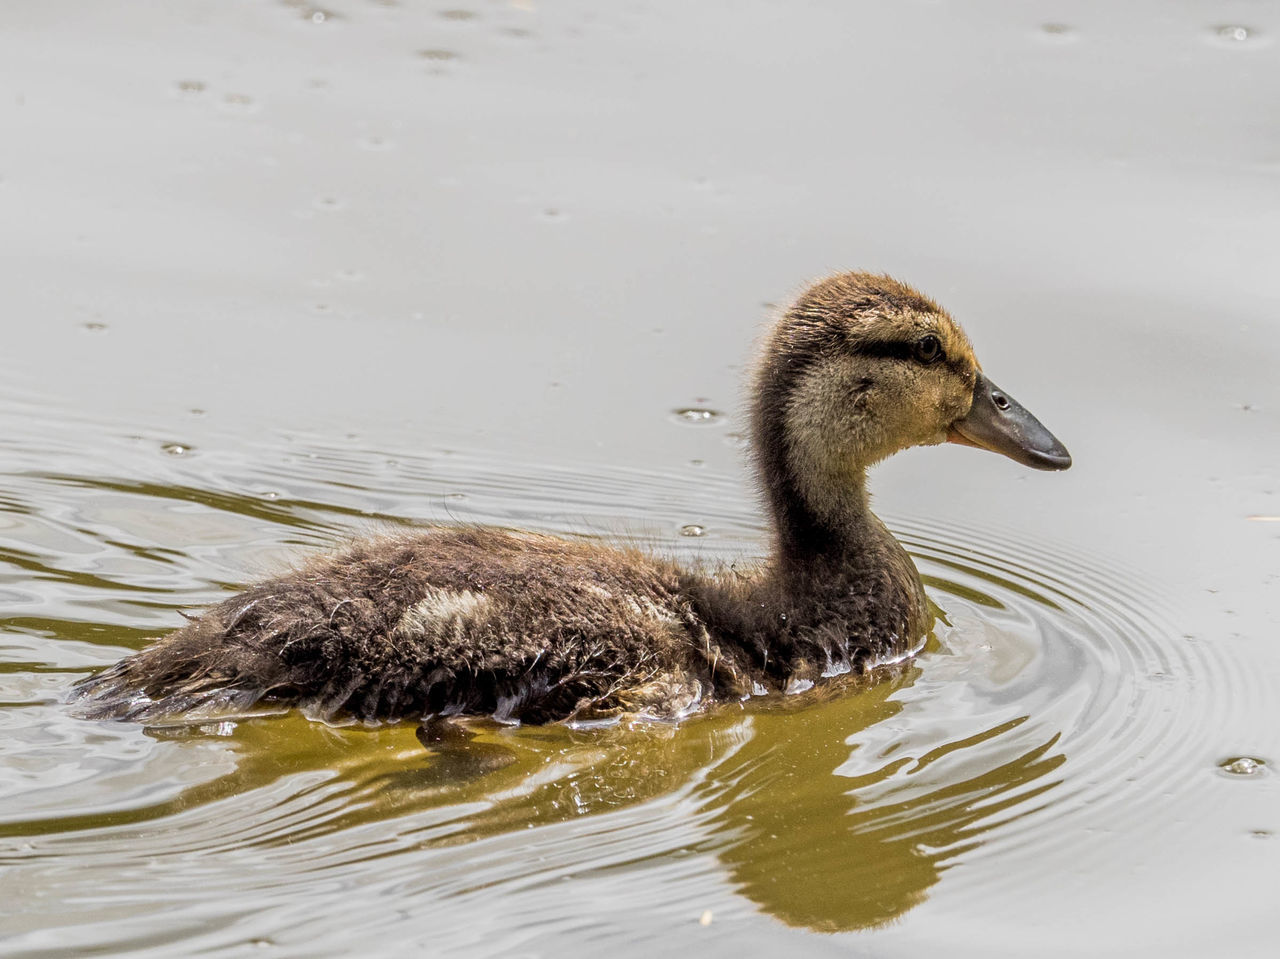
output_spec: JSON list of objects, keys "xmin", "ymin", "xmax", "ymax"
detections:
[{"xmin": 2, "ymin": 1, "xmax": 1278, "ymax": 957}]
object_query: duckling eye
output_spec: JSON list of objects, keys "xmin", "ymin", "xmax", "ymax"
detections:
[{"xmin": 914, "ymin": 335, "xmax": 944, "ymax": 365}]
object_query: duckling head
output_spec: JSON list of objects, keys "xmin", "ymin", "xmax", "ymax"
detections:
[{"xmin": 752, "ymin": 272, "xmax": 1070, "ymax": 560}]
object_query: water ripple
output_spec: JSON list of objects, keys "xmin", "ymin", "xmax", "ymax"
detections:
[{"xmin": 0, "ymin": 423, "xmax": 1256, "ymax": 946}]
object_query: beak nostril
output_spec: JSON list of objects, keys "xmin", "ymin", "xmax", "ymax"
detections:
[{"xmin": 992, "ymin": 392, "xmax": 1010, "ymax": 411}]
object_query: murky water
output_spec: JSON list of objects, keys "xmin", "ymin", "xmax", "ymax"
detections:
[{"xmin": 3, "ymin": 1, "xmax": 1278, "ymax": 956}]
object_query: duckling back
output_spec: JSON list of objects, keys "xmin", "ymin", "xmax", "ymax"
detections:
[{"xmin": 73, "ymin": 528, "xmax": 741, "ymax": 725}]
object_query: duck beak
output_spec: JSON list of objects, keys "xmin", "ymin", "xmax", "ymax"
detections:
[{"xmin": 947, "ymin": 372, "xmax": 1072, "ymax": 470}]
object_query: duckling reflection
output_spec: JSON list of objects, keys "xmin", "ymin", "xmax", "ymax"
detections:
[
  {"xmin": 73, "ymin": 272, "xmax": 1070, "ymax": 726},
  {"xmin": 700, "ymin": 671, "xmax": 1066, "ymax": 931},
  {"xmin": 42, "ymin": 660, "xmax": 1065, "ymax": 933}
]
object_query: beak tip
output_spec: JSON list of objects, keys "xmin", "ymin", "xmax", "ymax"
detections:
[
  {"xmin": 1039, "ymin": 451, "xmax": 1073, "ymax": 471},
  {"xmin": 1027, "ymin": 439, "xmax": 1072, "ymax": 471}
]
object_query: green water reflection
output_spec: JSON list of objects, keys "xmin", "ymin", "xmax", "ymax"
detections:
[{"xmin": 15, "ymin": 659, "xmax": 1065, "ymax": 933}]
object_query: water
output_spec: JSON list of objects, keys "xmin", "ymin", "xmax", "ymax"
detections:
[{"xmin": 3, "ymin": 1, "xmax": 1278, "ymax": 956}]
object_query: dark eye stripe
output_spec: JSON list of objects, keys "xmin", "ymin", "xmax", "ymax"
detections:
[
  {"xmin": 856, "ymin": 340, "xmax": 917, "ymax": 361},
  {"xmin": 857, "ymin": 339, "xmax": 947, "ymax": 364}
]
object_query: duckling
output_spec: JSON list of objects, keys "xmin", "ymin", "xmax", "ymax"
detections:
[{"xmin": 72, "ymin": 272, "xmax": 1070, "ymax": 726}]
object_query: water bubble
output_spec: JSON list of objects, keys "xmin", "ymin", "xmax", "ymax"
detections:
[
  {"xmin": 440, "ymin": 9, "xmax": 477, "ymax": 20},
  {"xmin": 673, "ymin": 407, "xmax": 722, "ymax": 425},
  {"xmin": 82, "ymin": 321, "xmax": 107, "ymax": 332},
  {"xmin": 175, "ymin": 80, "xmax": 206, "ymax": 98},
  {"xmin": 540, "ymin": 208, "xmax": 567, "ymax": 222},
  {"xmin": 310, "ymin": 9, "xmax": 331, "ymax": 24},
  {"xmin": 499, "ymin": 27, "xmax": 533, "ymax": 39},
  {"xmin": 679, "ymin": 524, "xmax": 706, "ymax": 538},
  {"xmin": 336, "ymin": 269, "xmax": 365, "ymax": 282},
  {"xmin": 260, "ymin": 491, "xmax": 280, "ymax": 501},
  {"xmin": 161, "ymin": 443, "xmax": 191, "ymax": 456},
  {"xmin": 313, "ymin": 196, "xmax": 345, "ymax": 211},
  {"xmin": 1214, "ymin": 25, "xmax": 1253, "ymax": 44},
  {"xmin": 358, "ymin": 135, "xmax": 393, "ymax": 151},
  {"xmin": 419, "ymin": 49, "xmax": 458, "ymax": 61},
  {"xmin": 188, "ymin": 408, "xmax": 205, "ymax": 417},
  {"xmin": 1218, "ymin": 756, "xmax": 1267, "ymax": 777},
  {"xmin": 698, "ymin": 910, "xmax": 713, "ymax": 927}
]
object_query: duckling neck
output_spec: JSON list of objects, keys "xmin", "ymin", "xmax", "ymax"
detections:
[
  {"xmin": 751, "ymin": 355, "xmax": 891, "ymax": 567},
  {"xmin": 759, "ymin": 448, "xmax": 926, "ymax": 628},
  {"xmin": 762, "ymin": 450, "xmax": 879, "ymax": 568}
]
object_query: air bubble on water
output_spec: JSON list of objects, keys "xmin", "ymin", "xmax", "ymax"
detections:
[
  {"xmin": 679, "ymin": 524, "xmax": 706, "ymax": 538},
  {"xmin": 1209, "ymin": 25, "xmax": 1267, "ymax": 48},
  {"xmin": 440, "ymin": 10, "xmax": 477, "ymax": 21},
  {"xmin": 419, "ymin": 49, "xmax": 459, "ymax": 61},
  {"xmin": 359, "ymin": 136, "xmax": 393, "ymax": 151},
  {"xmin": 313, "ymin": 196, "xmax": 346, "ymax": 211},
  {"xmin": 175, "ymin": 80, "xmax": 206, "ymax": 99},
  {"xmin": 673, "ymin": 408, "xmax": 722, "ymax": 425},
  {"xmin": 540, "ymin": 208, "xmax": 567, "ymax": 222},
  {"xmin": 162, "ymin": 443, "xmax": 191, "ymax": 456},
  {"xmin": 82, "ymin": 321, "xmax": 107, "ymax": 332},
  {"xmin": 337, "ymin": 269, "xmax": 365, "ymax": 282},
  {"xmin": 1218, "ymin": 756, "xmax": 1267, "ymax": 777},
  {"xmin": 1215, "ymin": 25, "xmax": 1252, "ymax": 44}
]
